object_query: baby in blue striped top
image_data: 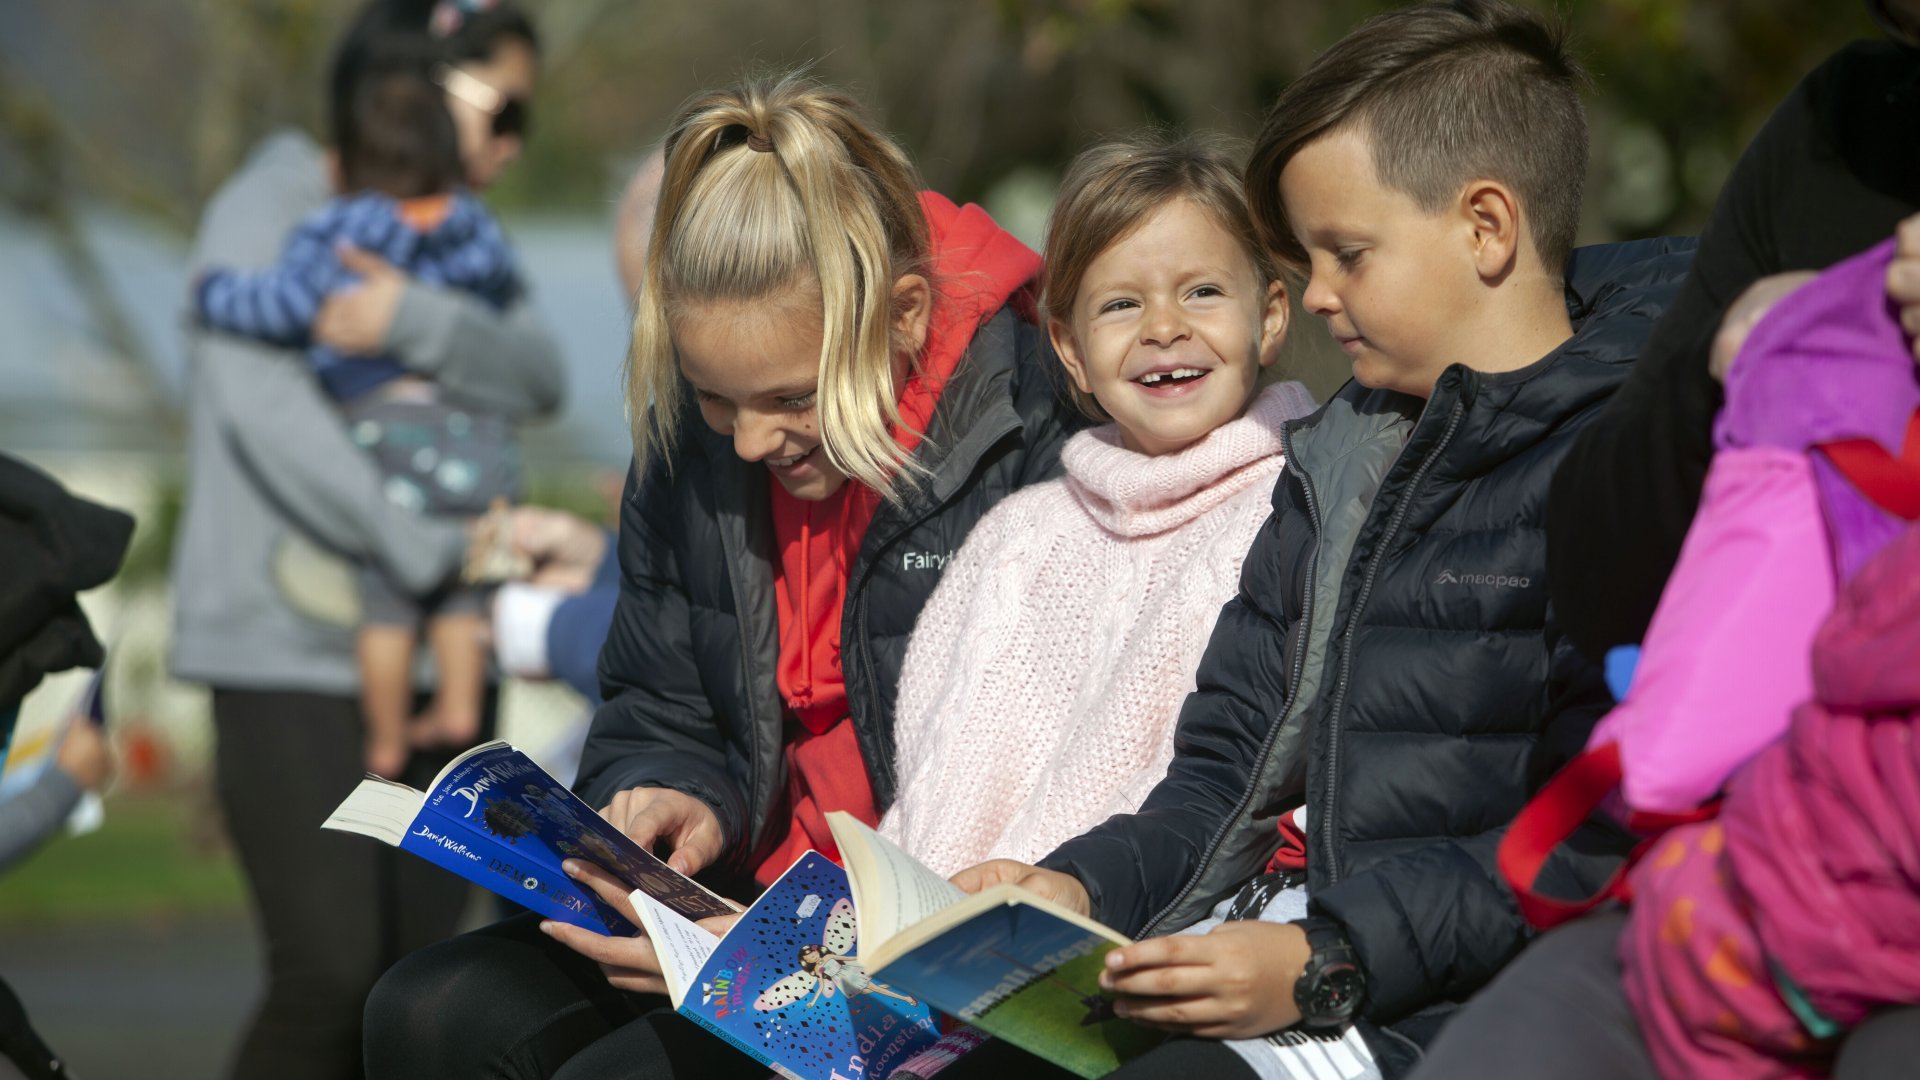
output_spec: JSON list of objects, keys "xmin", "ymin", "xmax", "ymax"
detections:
[{"xmin": 195, "ymin": 60, "xmax": 524, "ymax": 778}]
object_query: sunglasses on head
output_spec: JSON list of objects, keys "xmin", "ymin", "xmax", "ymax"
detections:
[{"xmin": 434, "ymin": 63, "xmax": 531, "ymax": 139}]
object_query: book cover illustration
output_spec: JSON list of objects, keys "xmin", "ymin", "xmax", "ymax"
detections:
[
  {"xmin": 871, "ymin": 895, "xmax": 1167, "ymax": 1079},
  {"xmin": 686, "ymin": 852, "xmax": 939, "ymax": 1080},
  {"xmin": 324, "ymin": 742, "xmax": 735, "ymax": 935}
]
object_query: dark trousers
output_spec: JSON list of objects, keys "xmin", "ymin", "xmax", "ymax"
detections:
[
  {"xmin": 1411, "ymin": 911, "xmax": 1920, "ymax": 1080},
  {"xmin": 212, "ymin": 687, "xmax": 491, "ymax": 1080},
  {"xmin": 363, "ymin": 911, "xmax": 768, "ymax": 1079}
]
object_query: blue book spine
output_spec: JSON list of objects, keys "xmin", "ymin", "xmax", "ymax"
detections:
[
  {"xmin": 420, "ymin": 744, "xmax": 735, "ymax": 923},
  {"xmin": 401, "ymin": 804, "xmax": 631, "ymax": 933}
]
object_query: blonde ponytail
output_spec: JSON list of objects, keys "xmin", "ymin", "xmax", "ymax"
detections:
[{"xmin": 628, "ymin": 71, "xmax": 931, "ymax": 497}]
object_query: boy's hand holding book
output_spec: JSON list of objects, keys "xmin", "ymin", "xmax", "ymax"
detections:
[
  {"xmin": 1098, "ymin": 920, "xmax": 1310, "ymax": 1039},
  {"xmin": 600, "ymin": 786, "xmax": 724, "ymax": 876}
]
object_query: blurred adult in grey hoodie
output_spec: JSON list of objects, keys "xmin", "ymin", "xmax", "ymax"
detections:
[{"xmin": 169, "ymin": 2, "xmax": 560, "ymax": 1077}]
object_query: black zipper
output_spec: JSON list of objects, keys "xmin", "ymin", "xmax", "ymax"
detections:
[
  {"xmin": 848, "ymin": 421, "xmax": 1023, "ymax": 801},
  {"xmin": 716, "ymin": 474, "xmax": 771, "ymax": 860},
  {"xmin": 1317, "ymin": 400, "xmax": 1465, "ymax": 885},
  {"xmin": 1137, "ymin": 422, "xmax": 1323, "ymax": 938}
]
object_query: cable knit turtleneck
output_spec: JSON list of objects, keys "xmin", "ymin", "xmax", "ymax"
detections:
[{"xmin": 880, "ymin": 381, "xmax": 1317, "ymax": 875}]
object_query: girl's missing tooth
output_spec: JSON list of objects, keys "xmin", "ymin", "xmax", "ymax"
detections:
[{"xmin": 880, "ymin": 131, "xmax": 1316, "ymax": 876}]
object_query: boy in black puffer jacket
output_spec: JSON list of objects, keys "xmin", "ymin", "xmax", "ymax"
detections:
[{"xmin": 948, "ymin": 3, "xmax": 1693, "ymax": 1077}]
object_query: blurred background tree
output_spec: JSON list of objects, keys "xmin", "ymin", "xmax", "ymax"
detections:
[{"xmin": 1, "ymin": 0, "xmax": 1883, "ymax": 229}]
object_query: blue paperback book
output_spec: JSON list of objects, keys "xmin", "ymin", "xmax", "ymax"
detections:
[
  {"xmin": 322, "ymin": 740, "xmax": 736, "ymax": 933},
  {"xmin": 632, "ymin": 851, "xmax": 941, "ymax": 1080}
]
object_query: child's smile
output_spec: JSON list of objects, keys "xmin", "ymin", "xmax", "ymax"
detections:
[{"xmin": 1052, "ymin": 197, "xmax": 1287, "ymax": 457}]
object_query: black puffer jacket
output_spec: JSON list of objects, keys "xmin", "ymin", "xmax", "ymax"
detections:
[
  {"xmin": 575, "ymin": 308, "xmax": 1083, "ymax": 872},
  {"xmin": 1041, "ymin": 239, "xmax": 1694, "ymax": 1048}
]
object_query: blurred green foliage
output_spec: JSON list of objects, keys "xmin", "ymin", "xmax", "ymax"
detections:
[
  {"xmin": 11, "ymin": 1, "xmax": 1885, "ymax": 241},
  {"xmin": 0, "ymin": 795, "xmax": 247, "ymax": 923}
]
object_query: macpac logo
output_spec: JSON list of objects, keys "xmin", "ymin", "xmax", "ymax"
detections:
[
  {"xmin": 900, "ymin": 549, "xmax": 955, "ymax": 572},
  {"xmin": 1433, "ymin": 568, "xmax": 1532, "ymax": 588}
]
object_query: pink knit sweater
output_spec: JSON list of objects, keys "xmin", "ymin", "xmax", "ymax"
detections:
[{"xmin": 880, "ymin": 382, "xmax": 1317, "ymax": 876}]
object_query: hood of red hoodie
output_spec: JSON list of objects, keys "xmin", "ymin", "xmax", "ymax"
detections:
[{"xmin": 917, "ymin": 191, "xmax": 1041, "ymax": 381}]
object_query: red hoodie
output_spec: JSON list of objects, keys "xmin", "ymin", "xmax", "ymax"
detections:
[{"xmin": 755, "ymin": 193, "xmax": 1042, "ymax": 883}]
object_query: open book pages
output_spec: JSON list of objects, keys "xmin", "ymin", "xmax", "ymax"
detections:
[
  {"xmin": 824, "ymin": 812, "xmax": 1126, "ymax": 969},
  {"xmin": 629, "ymin": 889, "xmax": 723, "ymax": 1009},
  {"xmin": 825, "ymin": 813, "xmax": 1162, "ymax": 1079}
]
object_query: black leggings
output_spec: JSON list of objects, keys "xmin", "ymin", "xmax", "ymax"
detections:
[
  {"xmin": 363, "ymin": 911, "xmax": 767, "ymax": 1079},
  {"xmin": 212, "ymin": 687, "xmax": 492, "ymax": 1080}
]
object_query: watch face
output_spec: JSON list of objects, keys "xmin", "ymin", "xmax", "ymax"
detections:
[{"xmin": 1309, "ymin": 962, "xmax": 1363, "ymax": 1021}]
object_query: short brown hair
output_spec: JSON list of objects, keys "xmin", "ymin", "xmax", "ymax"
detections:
[
  {"xmin": 1041, "ymin": 131, "xmax": 1276, "ymax": 420},
  {"xmin": 1246, "ymin": 0, "xmax": 1588, "ymax": 276},
  {"xmin": 340, "ymin": 66, "xmax": 464, "ymax": 198}
]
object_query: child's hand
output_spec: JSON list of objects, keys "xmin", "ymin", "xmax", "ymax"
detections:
[
  {"xmin": 315, "ymin": 244, "xmax": 405, "ymax": 356},
  {"xmin": 1887, "ymin": 212, "xmax": 1920, "ymax": 363},
  {"xmin": 599, "ymin": 787, "xmax": 725, "ymax": 876},
  {"xmin": 546, "ymin": 858, "xmax": 746, "ymax": 995},
  {"xmin": 53, "ymin": 715, "xmax": 114, "ymax": 793},
  {"xmin": 1710, "ymin": 271, "xmax": 1817, "ymax": 383},
  {"xmin": 1099, "ymin": 920, "xmax": 1312, "ymax": 1039},
  {"xmin": 950, "ymin": 860, "xmax": 1092, "ymax": 916},
  {"xmin": 514, "ymin": 506, "xmax": 608, "ymax": 592}
]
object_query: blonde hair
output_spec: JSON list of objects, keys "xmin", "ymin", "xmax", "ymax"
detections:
[
  {"xmin": 1040, "ymin": 131, "xmax": 1277, "ymax": 421},
  {"xmin": 628, "ymin": 71, "xmax": 931, "ymax": 496}
]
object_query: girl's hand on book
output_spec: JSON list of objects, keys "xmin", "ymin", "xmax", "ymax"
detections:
[
  {"xmin": 546, "ymin": 859, "xmax": 745, "ymax": 994},
  {"xmin": 599, "ymin": 787, "xmax": 724, "ymax": 876},
  {"xmin": 950, "ymin": 860, "xmax": 1091, "ymax": 916},
  {"xmin": 1097, "ymin": 920, "xmax": 1310, "ymax": 1039}
]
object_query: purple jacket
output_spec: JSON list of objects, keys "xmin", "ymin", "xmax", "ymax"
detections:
[
  {"xmin": 1619, "ymin": 240, "xmax": 1920, "ymax": 1080},
  {"xmin": 1718, "ymin": 238, "xmax": 1920, "ymax": 578}
]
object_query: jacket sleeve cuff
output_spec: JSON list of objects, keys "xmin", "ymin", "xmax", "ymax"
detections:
[{"xmin": 1307, "ymin": 873, "xmax": 1434, "ymax": 1022}]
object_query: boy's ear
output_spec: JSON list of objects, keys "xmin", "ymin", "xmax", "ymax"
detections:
[
  {"xmin": 1460, "ymin": 179, "xmax": 1523, "ymax": 283},
  {"xmin": 891, "ymin": 274, "xmax": 935, "ymax": 359},
  {"xmin": 1047, "ymin": 316, "xmax": 1095, "ymax": 395},
  {"xmin": 1258, "ymin": 279, "xmax": 1291, "ymax": 369}
]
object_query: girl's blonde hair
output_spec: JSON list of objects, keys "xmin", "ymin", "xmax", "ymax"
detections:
[
  {"xmin": 1039, "ymin": 131, "xmax": 1278, "ymax": 421},
  {"xmin": 628, "ymin": 71, "xmax": 931, "ymax": 496}
]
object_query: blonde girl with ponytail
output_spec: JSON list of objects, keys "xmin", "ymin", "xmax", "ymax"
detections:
[{"xmin": 364, "ymin": 71, "xmax": 1082, "ymax": 1080}]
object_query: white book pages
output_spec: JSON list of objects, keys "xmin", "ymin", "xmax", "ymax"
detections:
[{"xmin": 320, "ymin": 777, "xmax": 424, "ymax": 845}]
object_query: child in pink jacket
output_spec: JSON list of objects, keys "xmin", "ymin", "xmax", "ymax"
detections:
[
  {"xmin": 881, "ymin": 132, "xmax": 1315, "ymax": 876},
  {"xmin": 1622, "ymin": 517, "xmax": 1920, "ymax": 1079}
]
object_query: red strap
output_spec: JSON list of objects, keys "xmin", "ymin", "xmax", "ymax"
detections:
[
  {"xmin": 1818, "ymin": 410, "xmax": 1920, "ymax": 521},
  {"xmin": 1499, "ymin": 743, "xmax": 1633, "ymax": 929}
]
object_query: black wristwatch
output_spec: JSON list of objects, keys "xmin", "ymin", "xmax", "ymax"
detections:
[{"xmin": 1292, "ymin": 917, "xmax": 1366, "ymax": 1029}]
